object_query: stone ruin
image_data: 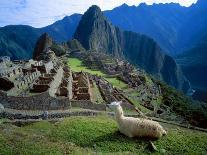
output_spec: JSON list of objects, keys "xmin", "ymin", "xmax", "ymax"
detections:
[
  {"xmin": 81, "ymin": 52, "xmax": 135, "ymax": 76},
  {"xmin": 75, "ymin": 51, "xmax": 163, "ymax": 113},
  {"xmin": 0, "ymin": 57, "xmax": 41, "ymax": 95},
  {"xmin": 55, "ymin": 66, "xmax": 73, "ymax": 99},
  {"xmin": 0, "ymin": 55, "xmax": 104, "ymax": 111},
  {"xmin": 72, "ymin": 72, "xmax": 91, "ymax": 101},
  {"xmin": 91, "ymin": 75, "xmax": 135, "ymax": 110}
]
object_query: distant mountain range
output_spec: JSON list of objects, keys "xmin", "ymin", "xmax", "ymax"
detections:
[
  {"xmin": 176, "ymin": 34, "xmax": 207, "ymax": 91},
  {"xmin": 105, "ymin": 0, "xmax": 207, "ymax": 56},
  {"xmin": 0, "ymin": 14, "xmax": 81, "ymax": 60},
  {"xmin": 1, "ymin": 0, "xmax": 207, "ymax": 59}
]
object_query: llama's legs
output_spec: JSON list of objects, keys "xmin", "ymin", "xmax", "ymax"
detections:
[{"xmin": 124, "ymin": 131, "xmax": 133, "ymax": 138}]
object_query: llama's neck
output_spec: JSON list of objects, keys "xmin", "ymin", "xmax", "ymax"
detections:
[{"xmin": 115, "ymin": 106, "xmax": 124, "ymax": 123}]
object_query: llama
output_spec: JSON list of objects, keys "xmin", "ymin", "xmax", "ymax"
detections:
[{"xmin": 107, "ymin": 101, "xmax": 167, "ymax": 138}]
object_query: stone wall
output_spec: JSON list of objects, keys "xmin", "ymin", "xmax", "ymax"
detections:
[
  {"xmin": 49, "ymin": 67, "xmax": 63, "ymax": 97},
  {"xmin": 0, "ymin": 91, "xmax": 71, "ymax": 110},
  {"xmin": 71, "ymin": 100, "xmax": 106, "ymax": 111},
  {"xmin": 0, "ymin": 109, "xmax": 102, "ymax": 120},
  {"xmin": 0, "ymin": 90, "xmax": 106, "ymax": 111}
]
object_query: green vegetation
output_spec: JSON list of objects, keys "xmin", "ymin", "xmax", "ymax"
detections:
[
  {"xmin": 91, "ymin": 82, "xmax": 104, "ymax": 103},
  {"xmin": 68, "ymin": 57, "xmax": 104, "ymax": 76},
  {"xmin": 68, "ymin": 57, "xmax": 128, "ymax": 89},
  {"xmin": 128, "ymin": 96, "xmax": 151, "ymax": 113},
  {"xmin": 50, "ymin": 43, "xmax": 66, "ymax": 56},
  {"xmin": 105, "ymin": 77, "xmax": 128, "ymax": 89},
  {"xmin": 157, "ymin": 81, "xmax": 207, "ymax": 128},
  {"xmin": 0, "ymin": 116, "xmax": 207, "ymax": 154}
]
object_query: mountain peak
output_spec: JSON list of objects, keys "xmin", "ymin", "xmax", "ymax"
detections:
[
  {"xmin": 120, "ymin": 3, "xmax": 129, "ymax": 8},
  {"xmin": 73, "ymin": 5, "xmax": 106, "ymax": 50},
  {"xmin": 85, "ymin": 5, "xmax": 102, "ymax": 17},
  {"xmin": 33, "ymin": 33, "xmax": 53, "ymax": 60}
]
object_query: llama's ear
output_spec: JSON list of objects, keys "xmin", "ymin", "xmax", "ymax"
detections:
[{"xmin": 110, "ymin": 101, "xmax": 117, "ymax": 106}]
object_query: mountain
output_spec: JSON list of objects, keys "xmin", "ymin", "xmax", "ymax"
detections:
[
  {"xmin": 1, "ymin": 0, "xmax": 207, "ymax": 59},
  {"xmin": 74, "ymin": 5, "xmax": 190, "ymax": 92},
  {"xmin": 104, "ymin": 3, "xmax": 187, "ymax": 56},
  {"xmin": 0, "ymin": 25, "xmax": 40, "ymax": 60},
  {"xmin": 67, "ymin": 39, "xmax": 85, "ymax": 51},
  {"xmin": 104, "ymin": 0, "xmax": 207, "ymax": 56},
  {"xmin": 42, "ymin": 14, "xmax": 82, "ymax": 42},
  {"xmin": 0, "ymin": 14, "xmax": 81, "ymax": 60},
  {"xmin": 176, "ymin": 34, "xmax": 207, "ymax": 93},
  {"xmin": 33, "ymin": 33, "xmax": 53, "ymax": 60},
  {"xmin": 33, "ymin": 33, "xmax": 68, "ymax": 60}
]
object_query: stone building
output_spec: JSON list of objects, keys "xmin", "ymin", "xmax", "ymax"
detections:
[{"xmin": 72, "ymin": 72, "xmax": 91, "ymax": 101}]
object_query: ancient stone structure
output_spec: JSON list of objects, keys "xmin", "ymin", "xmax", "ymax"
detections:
[
  {"xmin": 0, "ymin": 56, "xmax": 105, "ymax": 112},
  {"xmin": 0, "ymin": 57, "xmax": 42, "ymax": 96},
  {"xmin": 0, "ymin": 91, "xmax": 70, "ymax": 110},
  {"xmin": 91, "ymin": 75, "xmax": 135, "ymax": 110},
  {"xmin": 72, "ymin": 72, "xmax": 91, "ymax": 101}
]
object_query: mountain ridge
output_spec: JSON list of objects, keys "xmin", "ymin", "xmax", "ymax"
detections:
[
  {"xmin": 1, "ymin": 0, "xmax": 206, "ymax": 59},
  {"xmin": 74, "ymin": 5, "xmax": 190, "ymax": 93}
]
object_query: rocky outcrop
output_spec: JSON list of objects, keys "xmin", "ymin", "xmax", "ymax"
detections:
[
  {"xmin": 74, "ymin": 5, "xmax": 190, "ymax": 93},
  {"xmin": 67, "ymin": 39, "xmax": 85, "ymax": 51},
  {"xmin": 33, "ymin": 33, "xmax": 53, "ymax": 60},
  {"xmin": 33, "ymin": 33, "xmax": 68, "ymax": 60}
]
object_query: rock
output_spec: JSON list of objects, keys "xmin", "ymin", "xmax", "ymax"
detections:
[
  {"xmin": 0, "ymin": 104, "xmax": 5, "ymax": 113},
  {"xmin": 33, "ymin": 33, "xmax": 53, "ymax": 60}
]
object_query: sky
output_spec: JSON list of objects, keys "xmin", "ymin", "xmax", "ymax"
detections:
[{"xmin": 0, "ymin": 0, "xmax": 198, "ymax": 28}]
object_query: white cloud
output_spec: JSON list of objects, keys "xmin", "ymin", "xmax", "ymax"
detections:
[{"xmin": 0, "ymin": 0, "xmax": 198, "ymax": 28}]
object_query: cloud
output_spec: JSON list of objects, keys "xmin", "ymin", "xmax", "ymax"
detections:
[{"xmin": 0, "ymin": 0, "xmax": 198, "ymax": 28}]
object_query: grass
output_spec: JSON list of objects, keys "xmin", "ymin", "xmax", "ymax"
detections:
[
  {"xmin": 124, "ymin": 89, "xmax": 151, "ymax": 113},
  {"xmin": 91, "ymin": 82, "xmax": 104, "ymax": 103},
  {"xmin": 0, "ymin": 116, "xmax": 207, "ymax": 154},
  {"xmin": 128, "ymin": 96, "xmax": 152, "ymax": 113},
  {"xmin": 68, "ymin": 57, "xmax": 128, "ymax": 89},
  {"xmin": 68, "ymin": 57, "xmax": 105, "ymax": 76},
  {"xmin": 104, "ymin": 77, "xmax": 128, "ymax": 89}
]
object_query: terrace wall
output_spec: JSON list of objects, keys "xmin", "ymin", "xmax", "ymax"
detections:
[
  {"xmin": 0, "ymin": 91, "xmax": 71, "ymax": 110},
  {"xmin": 70, "ymin": 100, "xmax": 106, "ymax": 111}
]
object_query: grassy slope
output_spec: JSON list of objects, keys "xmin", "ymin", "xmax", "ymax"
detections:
[
  {"xmin": 0, "ymin": 116, "xmax": 207, "ymax": 154},
  {"xmin": 68, "ymin": 57, "xmax": 128, "ymax": 89}
]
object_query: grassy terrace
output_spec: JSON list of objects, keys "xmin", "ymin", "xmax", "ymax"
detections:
[
  {"xmin": 68, "ymin": 57, "xmax": 128, "ymax": 89},
  {"xmin": 68, "ymin": 57, "xmax": 155, "ymax": 112},
  {"xmin": 0, "ymin": 116, "xmax": 207, "ymax": 154}
]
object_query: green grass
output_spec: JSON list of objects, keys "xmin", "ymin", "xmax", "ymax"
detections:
[
  {"xmin": 91, "ymin": 82, "xmax": 104, "ymax": 103},
  {"xmin": 124, "ymin": 89, "xmax": 151, "ymax": 113},
  {"xmin": 68, "ymin": 57, "xmax": 128, "ymax": 89},
  {"xmin": 127, "ymin": 96, "xmax": 152, "ymax": 113},
  {"xmin": 104, "ymin": 77, "xmax": 128, "ymax": 89},
  {"xmin": 68, "ymin": 57, "xmax": 105, "ymax": 76},
  {"xmin": 0, "ymin": 116, "xmax": 207, "ymax": 154}
]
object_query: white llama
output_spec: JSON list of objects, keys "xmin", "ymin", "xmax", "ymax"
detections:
[{"xmin": 107, "ymin": 101, "xmax": 167, "ymax": 138}]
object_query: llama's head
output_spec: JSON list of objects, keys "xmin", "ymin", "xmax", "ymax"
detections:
[
  {"xmin": 107, "ymin": 101, "xmax": 122, "ymax": 110},
  {"xmin": 107, "ymin": 101, "xmax": 124, "ymax": 117}
]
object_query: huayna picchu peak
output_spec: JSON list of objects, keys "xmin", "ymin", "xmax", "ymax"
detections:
[{"xmin": 74, "ymin": 5, "xmax": 190, "ymax": 93}]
